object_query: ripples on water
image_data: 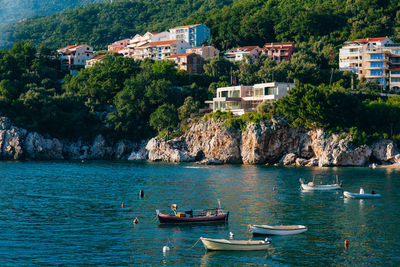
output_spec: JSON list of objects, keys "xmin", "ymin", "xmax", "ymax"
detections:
[{"xmin": 0, "ymin": 161, "xmax": 399, "ymax": 265}]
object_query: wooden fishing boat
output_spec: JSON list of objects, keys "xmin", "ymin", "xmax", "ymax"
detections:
[
  {"xmin": 200, "ymin": 237, "xmax": 271, "ymax": 251},
  {"xmin": 249, "ymin": 224, "xmax": 307, "ymax": 235},
  {"xmin": 156, "ymin": 203, "xmax": 229, "ymax": 224},
  {"xmin": 299, "ymin": 176, "xmax": 342, "ymax": 191},
  {"xmin": 343, "ymin": 191, "xmax": 381, "ymax": 199}
]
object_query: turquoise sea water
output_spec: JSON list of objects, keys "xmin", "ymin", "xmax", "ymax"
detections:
[{"xmin": 0, "ymin": 161, "xmax": 399, "ymax": 266}]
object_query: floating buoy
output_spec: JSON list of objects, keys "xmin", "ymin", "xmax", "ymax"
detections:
[
  {"xmin": 139, "ymin": 189, "xmax": 144, "ymax": 198},
  {"xmin": 265, "ymin": 237, "xmax": 272, "ymax": 244},
  {"xmin": 133, "ymin": 217, "xmax": 139, "ymax": 224},
  {"xmin": 121, "ymin": 203, "xmax": 125, "ymax": 208},
  {"xmin": 145, "ymin": 194, "xmax": 147, "ymax": 198},
  {"xmin": 163, "ymin": 246, "xmax": 170, "ymax": 253},
  {"xmin": 273, "ymin": 187, "xmax": 276, "ymax": 191},
  {"xmin": 372, "ymin": 205, "xmax": 374, "ymax": 208},
  {"xmin": 344, "ymin": 239, "xmax": 349, "ymax": 248},
  {"xmin": 229, "ymin": 232, "xmax": 234, "ymax": 238}
]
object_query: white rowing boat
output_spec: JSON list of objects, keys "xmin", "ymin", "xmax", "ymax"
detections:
[
  {"xmin": 343, "ymin": 191, "xmax": 381, "ymax": 199},
  {"xmin": 300, "ymin": 183, "xmax": 342, "ymax": 191},
  {"xmin": 200, "ymin": 237, "xmax": 271, "ymax": 251},
  {"xmin": 299, "ymin": 177, "xmax": 342, "ymax": 191},
  {"xmin": 249, "ymin": 224, "xmax": 307, "ymax": 235}
]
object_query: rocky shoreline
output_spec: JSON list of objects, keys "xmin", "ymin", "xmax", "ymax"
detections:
[{"xmin": 1, "ymin": 116, "xmax": 400, "ymax": 167}]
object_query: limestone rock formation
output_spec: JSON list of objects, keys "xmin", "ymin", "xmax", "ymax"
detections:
[
  {"xmin": 185, "ymin": 120, "xmax": 242, "ymax": 163},
  {"xmin": 0, "ymin": 117, "xmax": 27, "ymax": 160},
  {"xmin": 146, "ymin": 137, "xmax": 194, "ymax": 162},
  {"xmin": 25, "ymin": 132, "xmax": 64, "ymax": 160}
]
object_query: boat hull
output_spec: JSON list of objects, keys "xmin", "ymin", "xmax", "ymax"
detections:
[
  {"xmin": 343, "ymin": 191, "xmax": 381, "ymax": 199},
  {"xmin": 301, "ymin": 184, "xmax": 341, "ymax": 191},
  {"xmin": 250, "ymin": 225, "xmax": 307, "ymax": 235},
  {"xmin": 157, "ymin": 212, "xmax": 229, "ymax": 224},
  {"xmin": 200, "ymin": 237, "xmax": 270, "ymax": 251}
]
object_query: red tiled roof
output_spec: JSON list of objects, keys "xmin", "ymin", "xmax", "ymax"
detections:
[
  {"xmin": 141, "ymin": 40, "xmax": 179, "ymax": 47},
  {"xmin": 170, "ymin": 24, "xmax": 200, "ymax": 30},
  {"xmin": 167, "ymin": 53, "xmax": 195, "ymax": 58},
  {"xmin": 241, "ymin": 46, "xmax": 259, "ymax": 51},
  {"xmin": 73, "ymin": 44, "xmax": 90, "ymax": 49},
  {"xmin": 89, "ymin": 55, "xmax": 106, "ymax": 60},
  {"xmin": 57, "ymin": 45, "xmax": 77, "ymax": 52},
  {"xmin": 353, "ymin": 37, "xmax": 388, "ymax": 43},
  {"xmin": 150, "ymin": 32, "xmax": 160, "ymax": 35}
]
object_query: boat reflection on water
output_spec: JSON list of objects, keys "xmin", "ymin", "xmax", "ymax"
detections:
[
  {"xmin": 200, "ymin": 249, "xmax": 275, "ymax": 266},
  {"xmin": 158, "ymin": 222, "xmax": 229, "ymax": 234}
]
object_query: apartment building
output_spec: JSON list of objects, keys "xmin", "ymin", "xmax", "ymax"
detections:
[
  {"xmin": 57, "ymin": 44, "xmax": 94, "ymax": 70},
  {"xmin": 224, "ymin": 46, "xmax": 261, "ymax": 62},
  {"xmin": 186, "ymin": 46, "xmax": 219, "ymax": 59},
  {"xmin": 208, "ymin": 82, "xmax": 295, "ymax": 115},
  {"xmin": 169, "ymin": 24, "xmax": 210, "ymax": 47},
  {"xmin": 133, "ymin": 40, "xmax": 190, "ymax": 60},
  {"xmin": 108, "ymin": 39, "xmax": 131, "ymax": 52},
  {"xmin": 339, "ymin": 37, "xmax": 400, "ymax": 90},
  {"xmin": 123, "ymin": 32, "xmax": 171, "ymax": 58},
  {"xmin": 166, "ymin": 53, "xmax": 205, "ymax": 73},
  {"xmin": 263, "ymin": 42, "xmax": 295, "ymax": 62}
]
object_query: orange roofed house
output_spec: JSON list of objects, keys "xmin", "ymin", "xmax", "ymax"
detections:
[
  {"xmin": 224, "ymin": 46, "xmax": 261, "ymax": 62},
  {"xmin": 133, "ymin": 39, "xmax": 191, "ymax": 60},
  {"xmin": 57, "ymin": 44, "xmax": 94, "ymax": 70},
  {"xmin": 263, "ymin": 42, "xmax": 295, "ymax": 62},
  {"xmin": 166, "ymin": 53, "xmax": 205, "ymax": 73},
  {"xmin": 85, "ymin": 55, "xmax": 106, "ymax": 68},
  {"xmin": 339, "ymin": 37, "xmax": 400, "ymax": 90}
]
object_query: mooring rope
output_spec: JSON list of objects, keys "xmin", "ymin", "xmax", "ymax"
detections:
[
  {"xmin": 188, "ymin": 238, "xmax": 201, "ymax": 249},
  {"xmin": 167, "ymin": 238, "xmax": 174, "ymax": 248}
]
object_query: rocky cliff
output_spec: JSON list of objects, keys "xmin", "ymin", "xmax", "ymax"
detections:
[
  {"xmin": 145, "ymin": 118, "xmax": 400, "ymax": 167},
  {"xmin": 0, "ymin": 117, "xmax": 137, "ymax": 160},
  {"xmin": 1, "ymin": 115, "xmax": 400, "ymax": 167}
]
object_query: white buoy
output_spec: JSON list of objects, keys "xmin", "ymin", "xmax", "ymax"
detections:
[
  {"xmin": 229, "ymin": 232, "xmax": 234, "ymax": 238},
  {"xmin": 265, "ymin": 237, "xmax": 272, "ymax": 244},
  {"xmin": 163, "ymin": 246, "xmax": 170, "ymax": 253}
]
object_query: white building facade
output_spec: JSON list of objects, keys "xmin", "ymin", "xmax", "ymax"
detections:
[
  {"xmin": 209, "ymin": 82, "xmax": 295, "ymax": 115},
  {"xmin": 57, "ymin": 44, "xmax": 94, "ymax": 70},
  {"xmin": 169, "ymin": 24, "xmax": 211, "ymax": 47}
]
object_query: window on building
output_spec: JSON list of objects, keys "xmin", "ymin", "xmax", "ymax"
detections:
[
  {"xmin": 370, "ymin": 62, "xmax": 383, "ymax": 67},
  {"xmin": 224, "ymin": 100, "xmax": 240, "ymax": 110},
  {"xmin": 229, "ymin": 90, "xmax": 240, "ymax": 97},
  {"xmin": 392, "ymin": 71, "xmax": 400, "ymax": 75},
  {"xmin": 392, "ymin": 78, "xmax": 400, "ymax": 82},
  {"xmin": 266, "ymin": 87, "xmax": 275, "ymax": 95},
  {"xmin": 371, "ymin": 54, "xmax": 384, "ymax": 59},
  {"xmin": 255, "ymin": 87, "xmax": 264, "ymax": 96},
  {"xmin": 370, "ymin": 70, "xmax": 383, "ymax": 76}
]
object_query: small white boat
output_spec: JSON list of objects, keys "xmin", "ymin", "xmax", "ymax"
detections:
[
  {"xmin": 343, "ymin": 191, "xmax": 381, "ymax": 199},
  {"xmin": 299, "ymin": 177, "xmax": 342, "ymax": 191},
  {"xmin": 200, "ymin": 237, "xmax": 270, "ymax": 251},
  {"xmin": 249, "ymin": 224, "xmax": 307, "ymax": 235}
]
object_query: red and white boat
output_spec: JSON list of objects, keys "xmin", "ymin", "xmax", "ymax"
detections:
[{"xmin": 156, "ymin": 203, "xmax": 229, "ymax": 224}]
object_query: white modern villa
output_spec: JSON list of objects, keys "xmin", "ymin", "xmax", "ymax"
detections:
[{"xmin": 206, "ymin": 82, "xmax": 295, "ymax": 115}]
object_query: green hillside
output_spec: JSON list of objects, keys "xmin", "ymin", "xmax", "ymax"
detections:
[
  {"xmin": 0, "ymin": 0, "xmax": 105, "ymax": 25},
  {"xmin": 0, "ymin": 0, "xmax": 233, "ymax": 49},
  {"xmin": 186, "ymin": 0, "xmax": 400, "ymax": 50}
]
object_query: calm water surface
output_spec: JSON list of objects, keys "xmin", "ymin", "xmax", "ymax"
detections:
[{"xmin": 0, "ymin": 161, "xmax": 399, "ymax": 266}]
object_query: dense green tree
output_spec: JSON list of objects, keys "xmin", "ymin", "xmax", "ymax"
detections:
[
  {"xmin": 178, "ymin": 96, "xmax": 200, "ymax": 120},
  {"xmin": 149, "ymin": 103, "xmax": 179, "ymax": 138}
]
